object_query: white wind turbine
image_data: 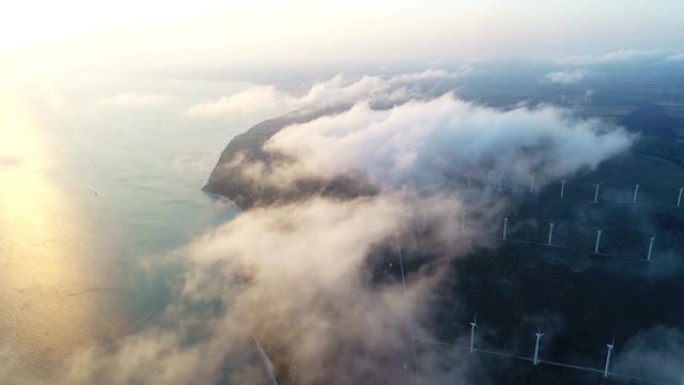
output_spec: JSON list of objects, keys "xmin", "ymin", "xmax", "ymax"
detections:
[
  {"xmin": 592, "ymin": 181, "xmax": 605, "ymax": 203},
  {"xmin": 533, "ymin": 329, "xmax": 544, "ymax": 365},
  {"xmin": 469, "ymin": 315, "xmax": 477, "ymax": 354},
  {"xmin": 603, "ymin": 336, "xmax": 615, "ymax": 378}
]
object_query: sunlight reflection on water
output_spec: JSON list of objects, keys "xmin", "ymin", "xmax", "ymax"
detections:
[
  {"xmin": 0, "ymin": 79, "xmax": 244, "ymax": 381},
  {"xmin": 0, "ymin": 90, "xmax": 115, "ymax": 380}
]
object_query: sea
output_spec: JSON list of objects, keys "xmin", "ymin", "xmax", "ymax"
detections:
[{"xmin": 0, "ymin": 73, "xmax": 269, "ymax": 380}]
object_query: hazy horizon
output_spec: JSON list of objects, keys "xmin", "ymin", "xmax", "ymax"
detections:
[{"xmin": 3, "ymin": 1, "xmax": 684, "ymax": 80}]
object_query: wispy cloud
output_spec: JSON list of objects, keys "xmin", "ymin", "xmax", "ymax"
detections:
[
  {"xmin": 552, "ymin": 49, "xmax": 682, "ymax": 66},
  {"xmin": 59, "ymin": 196, "xmax": 460, "ymax": 385},
  {"xmin": 613, "ymin": 326, "xmax": 684, "ymax": 385},
  {"xmin": 388, "ymin": 65, "xmax": 474, "ymax": 83},
  {"xmin": 539, "ymin": 68, "xmax": 591, "ymax": 84},
  {"xmin": 56, "ymin": 72, "xmax": 634, "ymax": 385},
  {"xmin": 664, "ymin": 53, "xmax": 684, "ymax": 62},
  {"xmin": 185, "ymin": 69, "xmax": 469, "ymax": 119},
  {"xmin": 258, "ymin": 93, "xmax": 633, "ymax": 189},
  {"xmin": 98, "ymin": 92, "xmax": 172, "ymax": 107}
]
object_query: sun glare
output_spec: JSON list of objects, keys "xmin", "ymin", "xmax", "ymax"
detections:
[{"xmin": 0, "ymin": 91, "xmax": 103, "ymax": 375}]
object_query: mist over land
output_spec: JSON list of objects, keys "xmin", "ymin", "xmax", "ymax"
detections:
[
  {"xmin": 0, "ymin": 53, "xmax": 682, "ymax": 385},
  {"xmin": 1, "ymin": 2, "xmax": 684, "ymax": 385},
  {"xmin": 193, "ymin": 68, "xmax": 684, "ymax": 385}
]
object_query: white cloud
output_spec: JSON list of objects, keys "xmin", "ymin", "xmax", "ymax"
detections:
[
  {"xmin": 665, "ymin": 53, "xmax": 684, "ymax": 62},
  {"xmin": 389, "ymin": 66, "xmax": 474, "ymax": 83},
  {"xmin": 263, "ymin": 93, "xmax": 633, "ymax": 190},
  {"xmin": 540, "ymin": 68, "xmax": 590, "ymax": 84},
  {"xmin": 53, "ymin": 72, "xmax": 634, "ymax": 385},
  {"xmin": 186, "ymin": 85, "xmax": 295, "ymax": 117},
  {"xmin": 58, "ymin": 196, "xmax": 465, "ymax": 385},
  {"xmin": 98, "ymin": 92, "xmax": 172, "ymax": 106},
  {"xmin": 552, "ymin": 49, "xmax": 679, "ymax": 66},
  {"xmin": 613, "ymin": 326, "xmax": 684, "ymax": 384},
  {"xmin": 185, "ymin": 69, "xmax": 468, "ymax": 119}
]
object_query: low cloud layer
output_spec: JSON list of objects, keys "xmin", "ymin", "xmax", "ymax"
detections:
[
  {"xmin": 98, "ymin": 92, "xmax": 173, "ymax": 107},
  {"xmin": 54, "ymin": 72, "xmax": 635, "ymax": 384},
  {"xmin": 226, "ymin": 93, "xmax": 633, "ymax": 194},
  {"xmin": 539, "ymin": 68, "xmax": 591, "ymax": 84},
  {"xmin": 59, "ymin": 197, "xmax": 465, "ymax": 385},
  {"xmin": 186, "ymin": 68, "xmax": 471, "ymax": 119},
  {"xmin": 553, "ymin": 49, "xmax": 684, "ymax": 66},
  {"xmin": 613, "ymin": 326, "xmax": 684, "ymax": 384},
  {"xmin": 664, "ymin": 53, "xmax": 684, "ymax": 62}
]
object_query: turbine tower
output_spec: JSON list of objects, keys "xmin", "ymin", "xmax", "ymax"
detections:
[
  {"xmin": 592, "ymin": 181, "xmax": 605, "ymax": 203},
  {"xmin": 547, "ymin": 222, "xmax": 555, "ymax": 246},
  {"xmin": 396, "ymin": 238, "xmax": 421, "ymax": 385},
  {"xmin": 396, "ymin": 240, "xmax": 406, "ymax": 287},
  {"xmin": 604, "ymin": 337, "xmax": 615, "ymax": 378},
  {"xmin": 647, "ymin": 235, "xmax": 656, "ymax": 262},
  {"xmin": 560, "ymin": 179, "xmax": 566, "ymax": 198},
  {"xmin": 533, "ymin": 330, "xmax": 544, "ymax": 365},
  {"xmin": 594, "ymin": 229, "xmax": 603, "ymax": 254},
  {"xmin": 678, "ymin": 187, "xmax": 683, "ymax": 207},
  {"xmin": 469, "ymin": 315, "xmax": 477, "ymax": 354},
  {"xmin": 502, "ymin": 217, "xmax": 508, "ymax": 240},
  {"xmin": 633, "ymin": 184, "xmax": 639, "ymax": 203}
]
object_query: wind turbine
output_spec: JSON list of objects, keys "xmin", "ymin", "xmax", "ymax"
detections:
[
  {"xmin": 396, "ymin": 239, "xmax": 406, "ymax": 287},
  {"xmin": 594, "ymin": 229, "xmax": 603, "ymax": 254},
  {"xmin": 592, "ymin": 181, "xmax": 605, "ymax": 203},
  {"xmin": 469, "ymin": 315, "xmax": 477, "ymax": 353},
  {"xmin": 633, "ymin": 184, "xmax": 640, "ymax": 203},
  {"xmin": 533, "ymin": 329, "xmax": 544, "ymax": 365},
  {"xmin": 647, "ymin": 234, "xmax": 656, "ymax": 262},
  {"xmin": 396, "ymin": 237, "xmax": 421, "ymax": 385},
  {"xmin": 604, "ymin": 336, "xmax": 615, "ymax": 378},
  {"xmin": 251, "ymin": 336, "xmax": 279, "ymax": 385}
]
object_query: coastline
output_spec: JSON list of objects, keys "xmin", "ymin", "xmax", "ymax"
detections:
[{"xmin": 201, "ymin": 185, "xmax": 240, "ymax": 207}]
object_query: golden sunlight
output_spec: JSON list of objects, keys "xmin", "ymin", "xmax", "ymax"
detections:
[{"xmin": 0, "ymin": 90, "xmax": 107, "ymax": 377}]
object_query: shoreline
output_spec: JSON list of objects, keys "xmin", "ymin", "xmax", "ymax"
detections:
[{"xmin": 200, "ymin": 185, "xmax": 239, "ymax": 206}]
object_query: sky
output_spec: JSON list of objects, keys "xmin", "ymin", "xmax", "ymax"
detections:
[{"xmin": 2, "ymin": 0, "xmax": 684, "ymax": 78}]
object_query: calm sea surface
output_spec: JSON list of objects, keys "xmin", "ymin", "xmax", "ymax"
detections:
[{"xmin": 0, "ymin": 75, "xmax": 267, "ymax": 380}]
